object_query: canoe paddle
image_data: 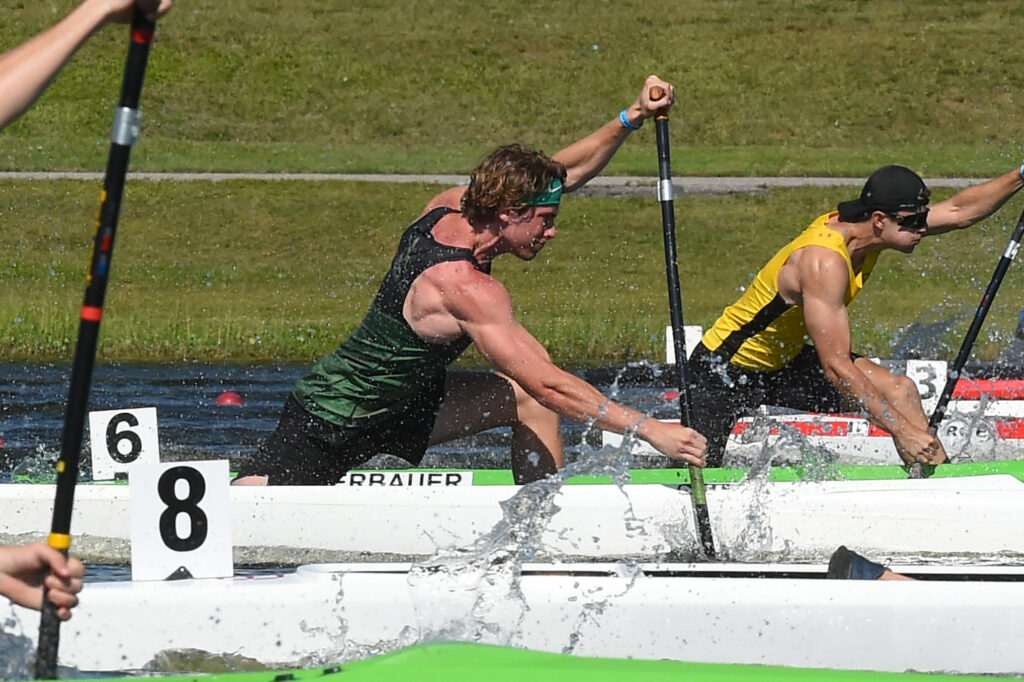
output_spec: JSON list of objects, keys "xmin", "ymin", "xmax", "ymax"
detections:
[
  {"xmin": 911, "ymin": 206, "xmax": 1024, "ymax": 479},
  {"xmin": 649, "ymin": 85, "xmax": 716, "ymax": 559},
  {"xmin": 35, "ymin": 11, "xmax": 157, "ymax": 679}
]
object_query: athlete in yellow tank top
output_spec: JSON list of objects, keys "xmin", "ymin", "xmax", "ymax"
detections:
[
  {"xmin": 702, "ymin": 213, "xmax": 879, "ymax": 372},
  {"xmin": 687, "ymin": 164, "xmax": 1024, "ymax": 467}
]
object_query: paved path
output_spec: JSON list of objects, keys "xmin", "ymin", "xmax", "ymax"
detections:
[{"xmin": 0, "ymin": 172, "xmax": 988, "ymax": 197}]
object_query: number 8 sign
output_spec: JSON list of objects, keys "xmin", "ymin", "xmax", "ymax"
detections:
[
  {"xmin": 89, "ymin": 407, "xmax": 159, "ymax": 480},
  {"xmin": 129, "ymin": 460, "xmax": 233, "ymax": 581}
]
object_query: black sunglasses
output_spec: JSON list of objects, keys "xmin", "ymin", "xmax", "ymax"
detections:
[{"xmin": 888, "ymin": 208, "xmax": 929, "ymax": 229}]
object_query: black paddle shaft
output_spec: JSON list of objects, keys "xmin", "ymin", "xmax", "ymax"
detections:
[
  {"xmin": 651, "ymin": 89, "xmax": 716, "ymax": 559},
  {"xmin": 656, "ymin": 122, "xmax": 695, "ymax": 425},
  {"xmin": 928, "ymin": 207, "xmax": 1024, "ymax": 431},
  {"xmin": 35, "ymin": 13, "xmax": 157, "ymax": 680}
]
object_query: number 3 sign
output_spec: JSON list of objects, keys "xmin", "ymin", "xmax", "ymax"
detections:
[
  {"xmin": 905, "ymin": 360, "xmax": 948, "ymax": 417},
  {"xmin": 129, "ymin": 460, "xmax": 233, "ymax": 581},
  {"xmin": 88, "ymin": 407, "xmax": 159, "ymax": 481}
]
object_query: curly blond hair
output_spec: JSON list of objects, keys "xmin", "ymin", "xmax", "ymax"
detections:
[{"xmin": 461, "ymin": 144, "xmax": 567, "ymax": 224}]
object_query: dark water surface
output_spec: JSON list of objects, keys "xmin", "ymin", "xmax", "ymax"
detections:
[
  {"xmin": 0, "ymin": 362, "xmax": 673, "ymax": 478},
  {"xmin": 0, "ymin": 363, "xmax": 299, "ymax": 474},
  {"xmin": 0, "ymin": 362, "xmax": 671, "ymax": 585}
]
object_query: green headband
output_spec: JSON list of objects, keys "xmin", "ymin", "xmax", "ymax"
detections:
[{"xmin": 526, "ymin": 178, "xmax": 564, "ymax": 207}]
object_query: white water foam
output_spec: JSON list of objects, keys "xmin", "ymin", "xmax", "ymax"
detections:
[{"xmin": 403, "ymin": 434, "xmax": 647, "ymax": 650}]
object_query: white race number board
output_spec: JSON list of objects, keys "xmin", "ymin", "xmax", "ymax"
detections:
[
  {"xmin": 129, "ymin": 460, "xmax": 233, "ymax": 581},
  {"xmin": 665, "ymin": 325, "xmax": 704, "ymax": 364},
  {"xmin": 89, "ymin": 407, "xmax": 159, "ymax": 481},
  {"xmin": 905, "ymin": 359, "xmax": 948, "ymax": 417}
]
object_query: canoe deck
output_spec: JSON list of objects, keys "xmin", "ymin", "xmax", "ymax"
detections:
[
  {"xmin": 4, "ymin": 561, "xmax": 1023, "ymax": 674},
  {"xmin": 3, "ymin": 466, "xmax": 1024, "ymax": 565}
]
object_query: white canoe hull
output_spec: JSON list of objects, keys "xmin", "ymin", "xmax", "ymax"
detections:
[
  {"xmin": 3, "ymin": 475, "xmax": 1024, "ymax": 563},
  {"xmin": 3, "ymin": 562, "xmax": 1024, "ymax": 674}
]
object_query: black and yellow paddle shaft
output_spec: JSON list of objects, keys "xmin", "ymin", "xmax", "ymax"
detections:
[
  {"xmin": 649, "ymin": 85, "xmax": 716, "ymax": 559},
  {"xmin": 908, "ymin": 207, "xmax": 1024, "ymax": 480},
  {"xmin": 35, "ymin": 12, "xmax": 157, "ymax": 679}
]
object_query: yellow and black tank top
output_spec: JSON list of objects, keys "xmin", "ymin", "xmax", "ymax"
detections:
[{"xmin": 701, "ymin": 212, "xmax": 879, "ymax": 371}]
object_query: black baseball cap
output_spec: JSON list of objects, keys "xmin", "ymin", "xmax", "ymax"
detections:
[{"xmin": 837, "ymin": 165, "xmax": 931, "ymax": 222}]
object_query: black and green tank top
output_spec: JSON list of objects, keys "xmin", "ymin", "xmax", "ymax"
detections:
[{"xmin": 292, "ymin": 207, "xmax": 489, "ymax": 426}]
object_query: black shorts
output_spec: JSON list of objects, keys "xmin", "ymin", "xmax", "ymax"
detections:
[
  {"xmin": 687, "ymin": 343, "xmax": 854, "ymax": 466},
  {"xmin": 235, "ymin": 391, "xmax": 442, "ymax": 485}
]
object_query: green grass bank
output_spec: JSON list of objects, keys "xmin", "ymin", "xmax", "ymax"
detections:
[
  {"xmin": 2, "ymin": 180, "xmax": 1021, "ymax": 365},
  {"xmin": 2, "ymin": 1, "xmax": 1024, "ymax": 365},
  {"xmin": 0, "ymin": 1, "xmax": 1022, "ymax": 175}
]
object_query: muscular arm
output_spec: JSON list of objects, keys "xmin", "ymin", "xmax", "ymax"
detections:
[
  {"xmin": 0, "ymin": 1, "xmax": 110, "ymax": 129},
  {"xmin": 797, "ymin": 249, "xmax": 921, "ymax": 441},
  {"xmin": 0, "ymin": 0, "xmax": 173, "ymax": 131},
  {"xmin": 553, "ymin": 74, "xmax": 674, "ymax": 192},
  {"xmin": 423, "ymin": 75, "xmax": 675, "ymax": 198},
  {"xmin": 414, "ymin": 264, "xmax": 705, "ymax": 464},
  {"xmin": 925, "ymin": 167, "xmax": 1024, "ymax": 235}
]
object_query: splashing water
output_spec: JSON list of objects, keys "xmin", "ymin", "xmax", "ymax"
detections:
[
  {"xmin": 888, "ymin": 305, "xmax": 971, "ymax": 359},
  {"xmin": 0, "ymin": 616, "xmax": 35, "ymax": 681},
  {"xmin": 557, "ymin": 563, "xmax": 644, "ymax": 655},
  {"xmin": 404, "ymin": 429, "xmax": 651, "ymax": 648},
  {"xmin": 10, "ymin": 446, "xmax": 59, "ymax": 483},
  {"xmin": 940, "ymin": 392, "xmax": 1011, "ymax": 462},
  {"xmin": 401, "ymin": 409, "xmax": 866, "ymax": 647}
]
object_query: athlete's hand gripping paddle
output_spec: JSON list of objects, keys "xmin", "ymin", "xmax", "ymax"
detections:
[
  {"xmin": 649, "ymin": 85, "xmax": 716, "ymax": 559},
  {"xmin": 911, "ymin": 206, "xmax": 1024, "ymax": 478},
  {"xmin": 35, "ymin": 11, "xmax": 158, "ymax": 679}
]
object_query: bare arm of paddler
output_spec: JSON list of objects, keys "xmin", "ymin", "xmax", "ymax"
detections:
[
  {"xmin": 409, "ymin": 261, "xmax": 707, "ymax": 467},
  {"xmin": 0, "ymin": 0, "xmax": 173, "ymax": 131},
  {"xmin": 552, "ymin": 74, "xmax": 675, "ymax": 191},
  {"xmin": 419, "ymin": 75, "xmax": 676, "ymax": 216},
  {"xmin": 922, "ymin": 166, "xmax": 1024, "ymax": 236},
  {"xmin": 789, "ymin": 246, "xmax": 947, "ymax": 466}
]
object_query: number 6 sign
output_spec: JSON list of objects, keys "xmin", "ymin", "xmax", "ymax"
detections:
[
  {"xmin": 89, "ymin": 407, "xmax": 159, "ymax": 480},
  {"xmin": 129, "ymin": 460, "xmax": 233, "ymax": 581}
]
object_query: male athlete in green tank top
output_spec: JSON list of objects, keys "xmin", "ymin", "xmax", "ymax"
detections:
[
  {"xmin": 235, "ymin": 75, "xmax": 709, "ymax": 486},
  {"xmin": 689, "ymin": 164, "xmax": 1024, "ymax": 467}
]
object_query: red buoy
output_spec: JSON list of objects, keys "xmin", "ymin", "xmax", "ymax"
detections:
[{"xmin": 216, "ymin": 391, "xmax": 245, "ymax": 407}]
